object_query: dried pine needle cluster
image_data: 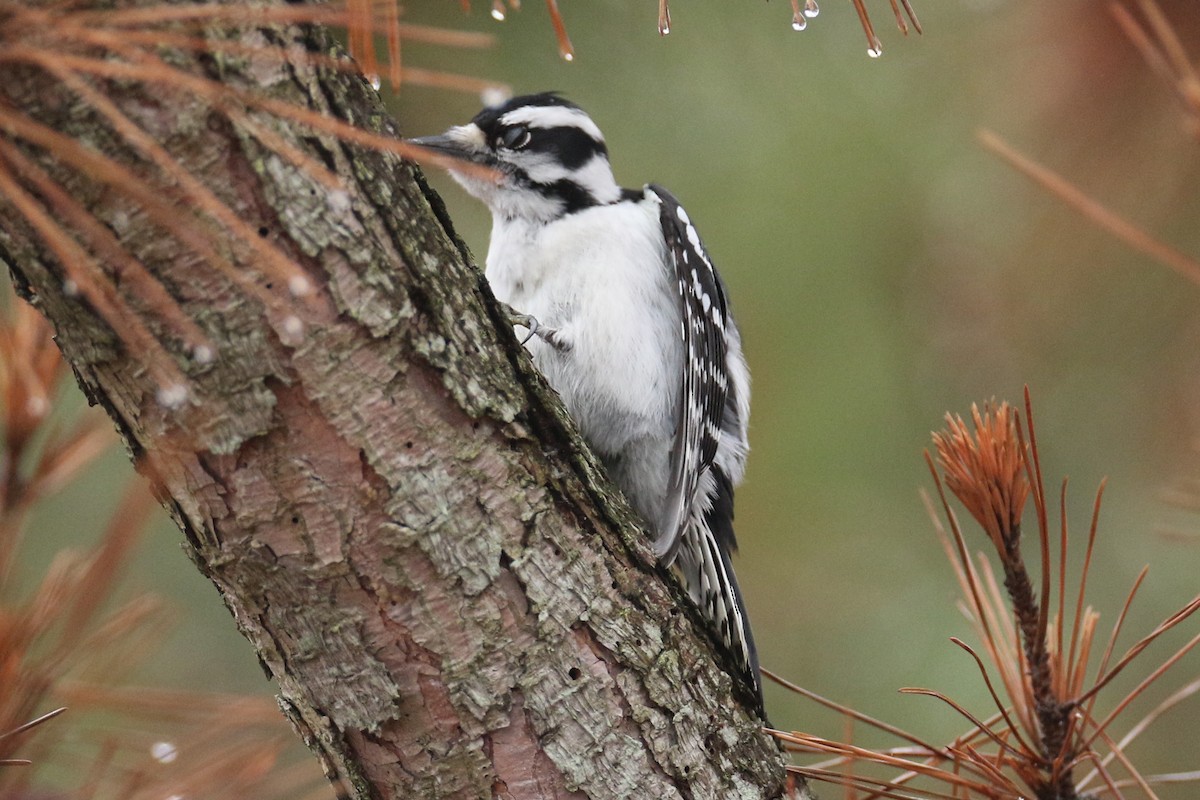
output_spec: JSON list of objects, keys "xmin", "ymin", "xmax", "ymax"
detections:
[
  {"xmin": 0, "ymin": 285, "xmax": 330, "ymax": 798},
  {"xmin": 771, "ymin": 391, "xmax": 1199, "ymax": 799},
  {"xmin": 932, "ymin": 402, "xmax": 1030, "ymax": 555}
]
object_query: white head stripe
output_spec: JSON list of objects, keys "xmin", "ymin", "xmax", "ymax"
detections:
[{"xmin": 499, "ymin": 106, "xmax": 605, "ymax": 143}]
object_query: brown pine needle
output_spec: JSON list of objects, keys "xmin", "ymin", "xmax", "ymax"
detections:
[
  {"xmin": 400, "ymin": 66, "xmax": 511, "ymax": 95},
  {"xmin": 1066, "ymin": 480, "xmax": 1107, "ymax": 698},
  {"xmin": 764, "ymin": 668, "xmax": 950, "ymax": 756},
  {"xmin": 30, "ymin": 415, "xmax": 115, "ymax": 500},
  {"xmin": 1055, "ymin": 479, "xmax": 1069, "ymax": 693},
  {"xmin": 946, "ymin": 637, "xmax": 1039, "ymax": 760},
  {"xmin": 897, "ymin": 687, "xmax": 1017, "ymax": 757},
  {"xmin": 788, "ymin": 766, "xmax": 980, "ymax": 800},
  {"xmin": 0, "ymin": 707, "xmax": 67, "ymax": 742},
  {"xmin": 70, "ymin": 3, "xmax": 379, "ymax": 28},
  {"xmin": 978, "ymin": 129, "xmax": 1200, "ymax": 287},
  {"xmin": 545, "ymin": 0, "xmax": 574, "ymax": 60},
  {"xmin": 1065, "ymin": 609, "xmax": 1099, "ymax": 700},
  {"xmin": 886, "ymin": 0, "xmax": 922, "ymax": 35},
  {"xmin": 850, "ymin": 0, "xmax": 883, "ymax": 56}
]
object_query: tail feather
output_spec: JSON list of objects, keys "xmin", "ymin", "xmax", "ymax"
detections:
[{"xmin": 677, "ymin": 494, "xmax": 762, "ymax": 711}]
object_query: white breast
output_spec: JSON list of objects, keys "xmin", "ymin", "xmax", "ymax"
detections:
[{"xmin": 485, "ymin": 196, "xmax": 682, "ymax": 488}]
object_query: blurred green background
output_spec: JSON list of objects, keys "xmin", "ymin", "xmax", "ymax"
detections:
[{"xmin": 27, "ymin": 0, "xmax": 1200, "ymax": 794}]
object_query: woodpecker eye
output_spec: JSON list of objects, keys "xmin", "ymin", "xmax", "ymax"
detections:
[{"xmin": 497, "ymin": 126, "xmax": 532, "ymax": 150}]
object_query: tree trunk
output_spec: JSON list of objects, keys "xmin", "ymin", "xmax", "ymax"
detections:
[{"xmin": 0, "ymin": 3, "xmax": 791, "ymax": 798}]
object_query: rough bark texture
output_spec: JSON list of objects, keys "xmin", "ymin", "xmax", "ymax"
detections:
[{"xmin": 0, "ymin": 5, "xmax": 791, "ymax": 799}]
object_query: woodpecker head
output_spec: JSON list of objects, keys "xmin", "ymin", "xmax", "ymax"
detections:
[{"xmin": 408, "ymin": 93, "xmax": 622, "ymax": 222}]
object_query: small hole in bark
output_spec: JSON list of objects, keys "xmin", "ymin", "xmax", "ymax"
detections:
[
  {"xmin": 291, "ymin": 515, "xmax": 300, "ymax": 524},
  {"xmin": 568, "ymin": 667, "xmax": 581, "ymax": 680},
  {"xmin": 258, "ymin": 226, "xmax": 269, "ymax": 237},
  {"xmin": 265, "ymin": 282, "xmax": 274, "ymax": 290},
  {"xmin": 472, "ymin": 421, "xmax": 480, "ymax": 430},
  {"xmin": 405, "ymin": 441, "xmax": 413, "ymax": 449}
]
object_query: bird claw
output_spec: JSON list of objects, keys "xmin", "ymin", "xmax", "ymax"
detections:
[
  {"xmin": 510, "ymin": 312, "xmax": 539, "ymax": 345},
  {"xmin": 500, "ymin": 303, "xmax": 568, "ymax": 350}
]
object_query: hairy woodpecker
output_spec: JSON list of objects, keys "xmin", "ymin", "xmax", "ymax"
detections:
[{"xmin": 410, "ymin": 93, "xmax": 761, "ymax": 707}]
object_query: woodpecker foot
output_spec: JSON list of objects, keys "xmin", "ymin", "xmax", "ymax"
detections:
[{"xmin": 500, "ymin": 303, "xmax": 569, "ymax": 351}]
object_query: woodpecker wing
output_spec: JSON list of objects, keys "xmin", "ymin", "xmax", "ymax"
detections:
[
  {"xmin": 648, "ymin": 185, "xmax": 730, "ymax": 564},
  {"xmin": 648, "ymin": 186, "xmax": 761, "ymax": 708}
]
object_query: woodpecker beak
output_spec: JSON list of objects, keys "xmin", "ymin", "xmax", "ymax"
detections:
[
  {"xmin": 406, "ymin": 133, "xmax": 469, "ymax": 159},
  {"xmin": 406, "ymin": 124, "xmax": 495, "ymax": 170}
]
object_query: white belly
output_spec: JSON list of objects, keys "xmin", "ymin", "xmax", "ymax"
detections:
[{"xmin": 484, "ymin": 198, "xmax": 682, "ymax": 520}]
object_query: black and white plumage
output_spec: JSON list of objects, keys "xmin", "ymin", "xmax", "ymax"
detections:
[{"xmin": 409, "ymin": 93, "xmax": 760, "ymax": 707}]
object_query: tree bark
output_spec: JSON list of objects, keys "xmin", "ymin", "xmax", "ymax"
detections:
[{"xmin": 0, "ymin": 4, "xmax": 791, "ymax": 798}]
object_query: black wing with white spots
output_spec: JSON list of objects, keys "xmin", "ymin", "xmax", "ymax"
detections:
[
  {"xmin": 649, "ymin": 184, "xmax": 730, "ymax": 563},
  {"xmin": 648, "ymin": 185, "xmax": 761, "ymax": 708}
]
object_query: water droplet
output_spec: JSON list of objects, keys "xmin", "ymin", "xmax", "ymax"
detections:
[
  {"xmin": 327, "ymin": 189, "xmax": 351, "ymax": 214},
  {"xmin": 867, "ymin": 42, "xmax": 883, "ymax": 58},
  {"xmin": 562, "ymin": 51, "xmax": 574, "ymax": 62},
  {"xmin": 109, "ymin": 210, "xmax": 130, "ymax": 235},
  {"xmin": 282, "ymin": 315, "xmax": 304, "ymax": 342},
  {"xmin": 192, "ymin": 344, "xmax": 214, "ymax": 365},
  {"xmin": 151, "ymin": 741, "xmax": 178, "ymax": 764},
  {"xmin": 25, "ymin": 395, "xmax": 47, "ymax": 419},
  {"xmin": 156, "ymin": 384, "xmax": 189, "ymax": 409},
  {"xmin": 368, "ymin": 74, "xmax": 381, "ymax": 91},
  {"xmin": 791, "ymin": 13, "xmax": 806, "ymax": 30},
  {"xmin": 481, "ymin": 87, "xmax": 510, "ymax": 108},
  {"xmin": 490, "ymin": 4, "xmax": 505, "ymax": 21},
  {"xmin": 62, "ymin": 279, "xmax": 79, "ymax": 297},
  {"xmin": 288, "ymin": 275, "xmax": 312, "ymax": 298},
  {"xmin": 804, "ymin": 0, "xmax": 819, "ymax": 17},
  {"xmin": 659, "ymin": 22, "xmax": 670, "ymax": 35}
]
